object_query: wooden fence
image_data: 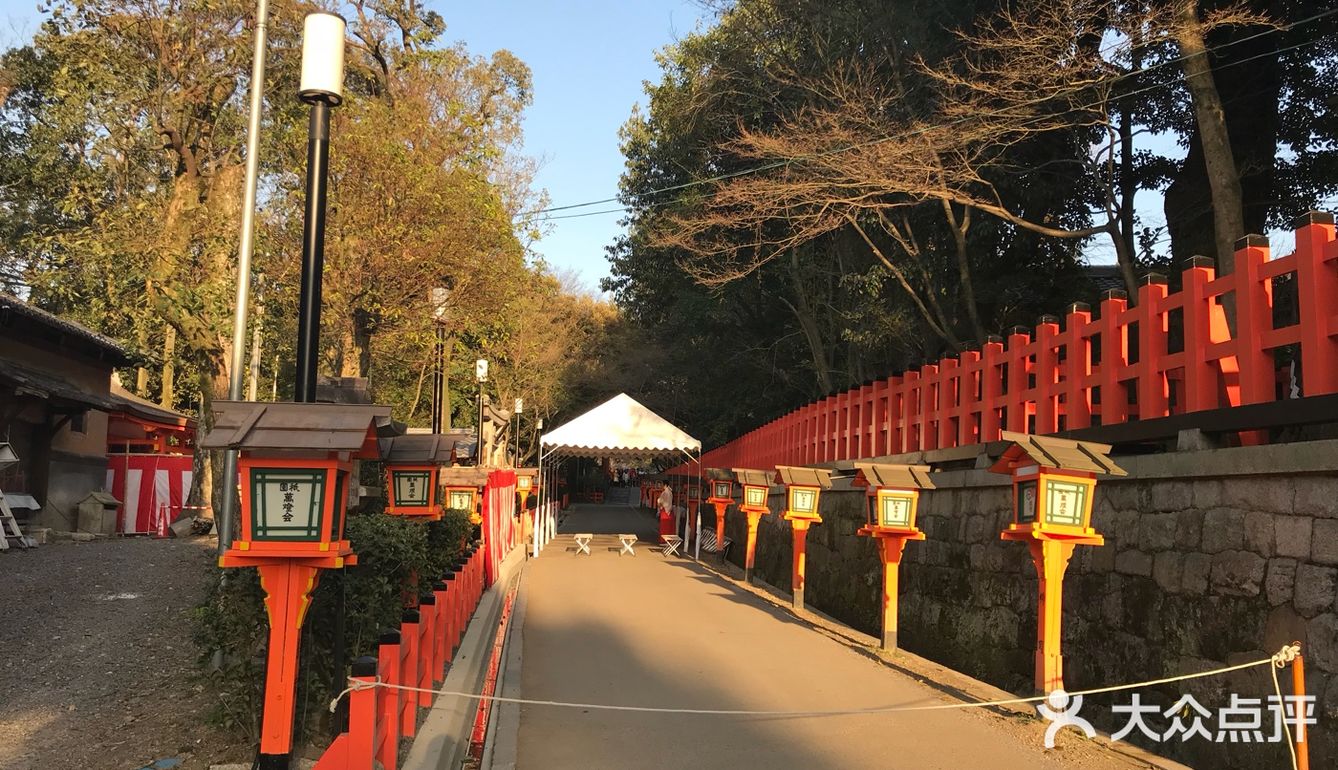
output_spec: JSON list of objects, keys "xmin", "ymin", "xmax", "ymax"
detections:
[
  {"xmin": 312, "ymin": 544, "xmax": 485, "ymax": 770},
  {"xmin": 689, "ymin": 214, "xmax": 1338, "ymax": 471}
]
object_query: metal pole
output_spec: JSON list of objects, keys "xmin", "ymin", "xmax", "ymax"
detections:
[
  {"xmin": 431, "ymin": 323, "xmax": 444, "ymax": 433},
  {"xmin": 217, "ymin": 0, "xmax": 271, "ymax": 556},
  {"xmin": 294, "ymin": 97, "xmax": 332, "ymax": 404}
]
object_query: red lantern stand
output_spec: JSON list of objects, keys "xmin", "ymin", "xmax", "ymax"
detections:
[
  {"xmin": 705, "ymin": 469, "xmax": 734, "ymax": 548},
  {"xmin": 775, "ymin": 466, "xmax": 833, "ymax": 611},
  {"xmin": 202, "ymin": 401, "xmax": 390, "ymax": 769},
  {"xmin": 731, "ymin": 469, "xmax": 775, "ymax": 584},
  {"xmin": 852, "ymin": 462, "xmax": 934, "ymax": 652},
  {"xmin": 991, "ymin": 431, "xmax": 1125, "ymax": 693}
]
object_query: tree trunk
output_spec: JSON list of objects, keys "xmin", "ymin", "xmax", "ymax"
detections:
[
  {"xmin": 785, "ymin": 251, "xmax": 834, "ymax": 394},
  {"xmin": 246, "ymin": 306, "xmax": 262, "ymax": 401},
  {"xmin": 1174, "ymin": 0, "xmax": 1246, "ymax": 279},
  {"xmin": 160, "ymin": 324, "xmax": 176, "ymax": 408},
  {"xmin": 942, "ymin": 201, "xmax": 985, "ymax": 341}
]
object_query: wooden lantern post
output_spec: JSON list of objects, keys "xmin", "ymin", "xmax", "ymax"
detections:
[
  {"xmin": 991, "ymin": 431, "xmax": 1126, "ymax": 694},
  {"xmin": 731, "ymin": 468, "xmax": 775, "ymax": 584},
  {"xmin": 201, "ymin": 401, "xmax": 391, "ymax": 770},
  {"xmin": 853, "ymin": 462, "xmax": 934, "ymax": 652},
  {"xmin": 776, "ymin": 466, "xmax": 833, "ymax": 611},
  {"xmin": 705, "ymin": 468, "xmax": 734, "ymax": 547}
]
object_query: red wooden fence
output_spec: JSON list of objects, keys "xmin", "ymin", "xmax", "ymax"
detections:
[
  {"xmin": 678, "ymin": 215, "xmax": 1338, "ymax": 473},
  {"xmin": 313, "ymin": 544, "xmax": 486, "ymax": 770}
]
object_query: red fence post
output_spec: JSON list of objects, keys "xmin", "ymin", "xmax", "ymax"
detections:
[
  {"xmin": 1234, "ymin": 235, "xmax": 1276, "ymax": 406},
  {"xmin": 376, "ymin": 631, "xmax": 400, "ymax": 770},
  {"xmin": 1005, "ymin": 327, "xmax": 1030, "ymax": 433},
  {"xmin": 1137, "ymin": 274, "xmax": 1171, "ymax": 419},
  {"xmin": 1181, "ymin": 257, "xmax": 1230, "ymax": 413},
  {"xmin": 416, "ymin": 593, "xmax": 435, "ymax": 707},
  {"xmin": 1294, "ymin": 212, "xmax": 1338, "ymax": 395},
  {"xmin": 432, "ymin": 580, "xmax": 450, "ymax": 682},
  {"xmin": 399, "ymin": 609, "xmax": 418, "ymax": 738},
  {"xmin": 937, "ymin": 357, "xmax": 957, "ymax": 449},
  {"xmin": 1034, "ymin": 316, "xmax": 1061, "ymax": 434},
  {"xmin": 346, "ymin": 656, "xmax": 378, "ymax": 770},
  {"xmin": 958, "ymin": 348, "xmax": 981, "ymax": 447},
  {"xmin": 980, "ymin": 336, "xmax": 1005, "ymax": 441},
  {"xmin": 1098, "ymin": 290, "xmax": 1130, "ymax": 426},
  {"xmin": 1063, "ymin": 303, "xmax": 1094, "ymax": 431}
]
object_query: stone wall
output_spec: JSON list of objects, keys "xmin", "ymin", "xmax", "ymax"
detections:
[{"xmin": 719, "ymin": 439, "xmax": 1338, "ymax": 769}]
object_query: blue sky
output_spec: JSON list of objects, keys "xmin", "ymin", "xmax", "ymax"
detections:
[{"xmin": 443, "ymin": 2, "xmax": 708, "ymax": 293}]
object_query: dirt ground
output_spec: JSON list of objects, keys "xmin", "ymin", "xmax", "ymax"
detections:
[{"xmin": 0, "ymin": 536, "xmax": 246, "ymax": 770}]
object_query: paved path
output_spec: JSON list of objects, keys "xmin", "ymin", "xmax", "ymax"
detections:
[{"xmin": 512, "ymin": 504, "xmax": 1154, "ymax": 770}]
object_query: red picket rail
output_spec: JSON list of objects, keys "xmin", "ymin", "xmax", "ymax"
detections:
[
  {"xmin": 313, "ymin": 546, "xmax": 488, "ymax": 770},
  {"xmin": 678, "ymin": 217, "xmax": 1338, "ymax": 473}
]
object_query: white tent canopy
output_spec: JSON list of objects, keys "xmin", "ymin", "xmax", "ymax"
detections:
[{"xmin": 540, "ymin": 393, "xmax": 700, "ymax": 460}]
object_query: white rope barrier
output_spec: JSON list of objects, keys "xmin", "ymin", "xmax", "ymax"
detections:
[{"xmin": 332, "ymin": 644, "xmax": 1297, "ymax": 719}]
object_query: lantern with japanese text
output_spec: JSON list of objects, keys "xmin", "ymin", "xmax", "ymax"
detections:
[
  {"xmin": 991, "ymin": 431, "xmax": 1125, "ymax": 693},
  {"xmin": 853, "ymin": 462, "xmax": 934, "ymax": 651},
  {"xmin": 775, "ymin": 465, "xmax": 833, "ymax": 611},
  {"xmin": 705, "ymin": 468, "xmax": 733, "ymax": 548},
  {"xmin": 731, "ymin": 468, "xmax": 775, "ymax": 584},
  {"xmin": 439, "ymin": 467, "xmax": 489, "ymax": 525},
  {"xmin": 381, "ymin": 433, "xmax": 471, "ymax": 520},
  {"xmin": 201, "ymin": 400, "xmax": 392, "ymax": 766}
]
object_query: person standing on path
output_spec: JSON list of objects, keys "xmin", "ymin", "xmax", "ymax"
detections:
[{"xmin": 657, "ymin": 484, "xmax": 674, "ymax": 543}]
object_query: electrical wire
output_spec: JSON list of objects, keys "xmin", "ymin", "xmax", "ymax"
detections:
[{"xmin": 518, "ymin": 7, "xmax": 1338, "ymax": 221}]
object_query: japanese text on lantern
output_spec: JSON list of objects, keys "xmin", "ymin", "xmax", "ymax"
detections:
[{"xmin": 252, "ymin": 469, "xmax": 324, "ymax": 540}]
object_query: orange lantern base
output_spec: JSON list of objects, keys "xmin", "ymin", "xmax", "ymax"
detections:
[
  {"xmin": 741, "ymin": 508, "xmax": 768, "ymax": 584},
  {"xmin": 710, "ymin": 501, "xmax": 728, "ymax": 547},
  {"xmin": 783, "ymin": 513, "xmax": 821, "ymax": 611},
  {"xmin": 858, "ymin": 526, "xmax": 925, "ymax": 651},
  {"xmin": 1002, "ymin": 529, "xmax": 1102, "ymax": 693}
]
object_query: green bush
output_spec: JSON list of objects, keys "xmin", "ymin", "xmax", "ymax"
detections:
[{"xmin": 192, "ymin": 506, "xmax": 475, "ymax": 747}]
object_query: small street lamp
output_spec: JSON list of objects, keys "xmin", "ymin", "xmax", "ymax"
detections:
[
  {"xmin": 853, "ymin": 462, "xmax": 934, "ymax": 651},
  {"xmin": 992, "ymin": 431, "xmax": 1125, "ymax": 693},
  {"xmin": 474, "ymin": 359, "xmax": 488, "ymax": 464},
  {"xmin": 513, "ymin": 397, "xmax": 524, "ymax": 466},
  {"xmin": 430, "ymin": 287, "xmax": 449, "ymax": 433},
  {"xmin": 293, "ymin": 12, "xmax": 346, "ymax": 403},
  {"xmin": 775, "ymin": 465, "xmax": 833, "ymax": 611},
  {"xmin": 731, "ymin": 468, "xmax": 775, "ymax": 584}
]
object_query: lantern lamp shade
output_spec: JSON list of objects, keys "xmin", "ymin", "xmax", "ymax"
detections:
[
  {"xmin": 731, "ymin": 468, "xmax": 776, "ymax": 512},
  {"xmin": 743, "ymin": 484, "xmax": 768, "ymax": 508},
  {"xmin": 242, "ymin": 464, "xmax": 348, "ymax": 543},
  {"xmin": 788, "ymin": 486, "xmax": 819, "ymax": 515},
  {"xmin": 991, "ymin": 432, "xmax": 1119, "ymax": 536},
  {"xmin": 710, "ymin": 480, "xmax": 732, "ymax": 501},
  {"xmin": 447, "ymin": 488, "xmax": 475, "ymax": 511},
  {"xmin": 517, "ymin": 475, "xmax": 532, "ymax": 491},
  {"xmin": 391, "ymin": 469, "xmax": 433, "ymax": 507},
  {"xmin": 687, "ymin": 485, "xmax": 699, "ymax": 500},
  {"xmin": 299, "ymin": 13, "xmax": 346, "ymax": 104},
  {"xmin": 875, "ymin": 489, "xmax": 919, "ymax": 529},
  {"xmin": 1015, "ymin": 473, "xmax": 1096, "ymax": 530}
]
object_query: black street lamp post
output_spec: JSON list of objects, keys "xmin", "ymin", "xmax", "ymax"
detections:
[{"xmin": 294, "ymin": 12, "xmax": 345, "ymax": 404}]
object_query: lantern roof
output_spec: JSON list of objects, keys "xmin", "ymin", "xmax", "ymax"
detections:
[
  {"xmin": 705, "ymin": 467, "xmax": 733, "ymax": 481},
  {"xmin": 199, "ymin": 401, "xmax": 392, "ymax": 457},
  {"xmin": 515, "ymin": 467, "xmax": 538, "ymax": 480},
  {"xmin": 379, "ymin": 431, "xmax": 474, "ymax": 464},
  {"xmin": 731, "ymin": 468, "xmax": 775, "ymax": 488},
  {"xmin": 989, "ymin": 431, "xmax": 1127, "ymax": 476},
  {"xmin": 774, "ymin": 465, "xmax": 833, "ymax": 489},
  {"xmin": 438, "ymin": 467, "xmax": 491, "ymax": 486},
  {"xmin": 852, "ymin": 462, "xmax": 935, "ymax": 490}
]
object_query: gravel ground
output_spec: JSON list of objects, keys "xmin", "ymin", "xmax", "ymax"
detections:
[{"xmin": 0, "ymin": 537, "xmax": 244, "ymax": 770}]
